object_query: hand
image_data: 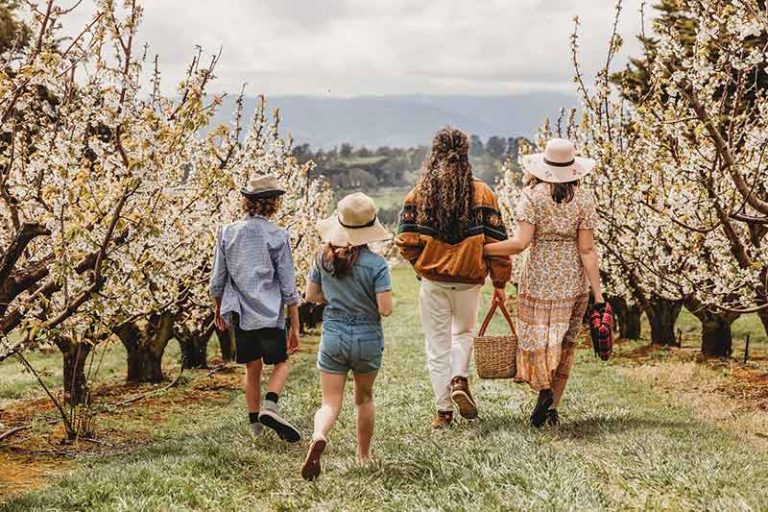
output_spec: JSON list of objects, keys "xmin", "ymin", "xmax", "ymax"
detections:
[
  {"xmin": 287, "ymin": 326, "xmax": 300, "ymax": 355},
  {"xmin": 214, "ymin": 313, "xmax": 227, "ymax": 331},
  {"xmin": 493, "ymin": 287, "xmax": 507, "ymax": 304}
]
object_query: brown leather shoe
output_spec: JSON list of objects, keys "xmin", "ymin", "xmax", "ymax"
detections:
[
  {"xmin": 431, "ymin": 410, "xmax": 453, "ymax": 430},
  {"xmin": 450, "ymin": 376, "xmax": 478, "ymax": 419}
]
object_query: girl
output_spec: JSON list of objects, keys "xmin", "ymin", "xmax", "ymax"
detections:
[
  {"xmin": 484, "ymin": 138, "xmax": 604, "ymax": 427},
  {"xmin": 395, "ymin": 127, "xmax": 511, "ymax": 429},
  {"xmin": 301, "ymin": 192, "xmax": 393, "ymax": 481}
]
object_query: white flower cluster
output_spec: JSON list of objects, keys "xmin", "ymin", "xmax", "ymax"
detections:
[
  {"xmin": 497, "ymin": 0, "xmax": 768, "ymax": 322},
  {"xmin": 0, "ymin": 1, "xmax": 331, "ymax": 358}
]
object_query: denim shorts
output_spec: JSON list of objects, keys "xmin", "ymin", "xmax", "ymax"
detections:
[{"xmin": 318, "ymin": 315, "xmax": 384, "ymax": 374}]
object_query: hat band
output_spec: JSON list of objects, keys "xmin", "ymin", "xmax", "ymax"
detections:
[
  {"xmin": 338, "ymin": 216, "xmax": 377, "ymax": 229},
  {"xmin": 543, "ymin": 157, "xmax": 575, "ymax": 167}
]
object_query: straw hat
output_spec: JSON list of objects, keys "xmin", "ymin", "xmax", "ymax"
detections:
[
  {"xmin": 317, "ymin": 192, "xmax": 391, "ymax": 247},
  {"xmin": 521, "ymin": 138, "xmax": 596, "ymax": 183},
  {"xmin": 241, "ymin": 175, "xmax": 286, "ymax": 198}
]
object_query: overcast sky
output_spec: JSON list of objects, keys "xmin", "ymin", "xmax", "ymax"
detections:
[{"xmin": 66, "ymin": 0, "xmax": 648, "ymax": 97}]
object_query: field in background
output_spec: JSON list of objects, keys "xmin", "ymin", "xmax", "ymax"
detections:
[{"xmin": 1, "ymin": 267, "xmax": 767, "ymax": 510}]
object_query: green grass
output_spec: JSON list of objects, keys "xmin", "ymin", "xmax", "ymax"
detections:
[
  {"xmin": 2, "ymin": 267, "xmax": 768, "ymax": 510},
  {"xmin": 0, "ymin": 339, "xmax": 187, "ymax": 410}
]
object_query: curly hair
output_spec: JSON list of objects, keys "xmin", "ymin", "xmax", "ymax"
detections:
[
  {"xmin": 414, "ymin": 127, "xmax": 477, "ymax": 240},
  {"xmin": 242, "ymin": 195, "xmax": 282, "ymax": 218}
]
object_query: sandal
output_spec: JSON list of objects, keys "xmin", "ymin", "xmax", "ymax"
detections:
[{"xmin": 301, "ymin": 436, "xmax": 327, "ymax": 481}]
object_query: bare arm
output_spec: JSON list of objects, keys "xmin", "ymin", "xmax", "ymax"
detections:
[
  {"xmin": 376, "ymin": 290, "xmax": 393, "ymax": 317},
  {"xmin": 286, "ymin": 303, "xmax": 300, "ymax": 354},
  {"xmin": 577, "ymin": 228, "xmax": 604, "ymax": 303},
  {"xmin": 305, "ymin": 280, "xmax": 325, "ymax": 304},
  {"xmin": 483, "ymin": 222, "xmax": 535, "ymax": 257}
]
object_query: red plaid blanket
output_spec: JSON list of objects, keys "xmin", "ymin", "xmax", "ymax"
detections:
[{"xmin": 589, "ymin": 302, "xmax": 614, "ymax": 361}]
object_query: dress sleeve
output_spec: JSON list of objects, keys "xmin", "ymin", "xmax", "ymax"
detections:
[
  {"xmin": 515, "ymin": 189, "xmax": 536, "ymax": 225},
  {"xmin": 579, "ymin": 191, "xmax": 599, "ymax": 230}
]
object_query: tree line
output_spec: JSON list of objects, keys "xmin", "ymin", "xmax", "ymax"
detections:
[{"xmin": 291, "ymin": 135, "xmax": 527, "ymax": 191}]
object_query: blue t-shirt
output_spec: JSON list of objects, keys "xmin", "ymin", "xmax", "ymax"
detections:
[{"xmin": 308, "ymin": 247, "xmax": 391, "ymax": 320}]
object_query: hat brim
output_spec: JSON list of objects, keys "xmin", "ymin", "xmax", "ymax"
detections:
[
  {"xmin": 240, "ymin": 188, "xmax": 286, "ymax": 199},
  {"xmin": 521, "ymin": 154, "xmax": 596, "ymax": 183},
  {"xmin": 316, "ymin": 215, "xmax": 391, "ymax": 247}
]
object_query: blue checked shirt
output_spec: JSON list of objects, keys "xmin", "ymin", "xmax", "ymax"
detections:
[{"xmin": 209, "ymin": 215, "xmax": 299, "ymax": 331}]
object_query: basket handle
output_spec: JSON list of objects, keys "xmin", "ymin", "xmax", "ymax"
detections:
[{"xmin": 478, "ymin": 294, "xmax": 515, "ymax": 337}]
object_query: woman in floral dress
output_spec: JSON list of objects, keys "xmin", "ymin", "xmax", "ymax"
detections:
[{"xmin": 484, "ymin": 138, "xmax": 604, "ymax": 427}]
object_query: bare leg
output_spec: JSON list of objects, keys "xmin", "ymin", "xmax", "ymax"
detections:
[
  {"xmin": 313, "ymin": 371, "xmax": 347, "ymax": 440},
  {"xmin": 266, "ymin": 360, "xmax": 290, "ymax": 395},
  {"xmin": 244, "ymin": 359, "xmax": 263, "ymax": 413},
  {"xmin": 353, "ymin": 371, "xmax": 378, "ymax": 461}
]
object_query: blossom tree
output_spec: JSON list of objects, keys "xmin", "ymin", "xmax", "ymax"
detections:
[
  {"xmin": 0, "ymin": 0, "xmax": 332, "ymax": 402},
  {"xmin": 499, "ymin": 0, "xmax": 768, "ymax": 357}
]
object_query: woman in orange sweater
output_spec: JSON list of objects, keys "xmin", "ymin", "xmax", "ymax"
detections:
[{"xmin": 395, "ymin": 127, "xmax": 511, "ymax": 429}]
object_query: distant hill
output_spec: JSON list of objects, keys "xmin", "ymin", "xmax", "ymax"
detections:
[{"xmin": 209, "ymin": 93, "xmax": 577, "ymax": 148}]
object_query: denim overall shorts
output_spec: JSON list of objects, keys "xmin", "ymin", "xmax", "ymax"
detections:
[{"xmin": 318, "ymin": 313, "xmax": 384, "ymax": 374}]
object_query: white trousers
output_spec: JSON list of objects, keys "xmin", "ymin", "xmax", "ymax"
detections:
[{"xmin": 419, "ymin": 279, "xmax": 482, "ymax": 412}]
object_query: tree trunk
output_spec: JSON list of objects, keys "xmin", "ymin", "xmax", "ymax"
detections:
[
  {"xmin": 179, "ymin": 335, "xmax": 209, "ymax": 369},
  {"xmin": 607, "ymin": 296, "xmax": 643, "ymax": 340},
  {"xmin": 645, "ymin": 297, "xmax": 683, "ymax": 346},
  {"xmin": 54, "ymin": 337, "xmax": 93, "ymax": 405},
  {"xmin": 758, "ymin": 309, "xmax": 768, "ymax": 340},
  {"xmin": 178, "ymin": 325, "xmax": 215, "ymax": 370},
  {"xmin": 216, "ymin": 326, "xmax": 234, "ymax": 362},
  {"xmin": 685, "ymin": 298, "xmax": 739, "ymax": 358},
  {"xmin": 114, "ymin": 311, "xmax": 174, "ymax": 383}
]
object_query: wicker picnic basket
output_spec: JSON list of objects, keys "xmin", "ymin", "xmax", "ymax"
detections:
[{"xmin": 474, "ymin": 295, "xmax": 518, "ymax": 379}]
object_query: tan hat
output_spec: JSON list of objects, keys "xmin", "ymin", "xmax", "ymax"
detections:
[
  {"xmin": 241, "ymin": 175, "xmax": 286, "ymax": 198},
  {"xmin": 317, "ymin": 192, "xmax": 391, "ymax": 247},
  {"xmin": 521, "ymin": 138, "xmax": 596, "ymax": 183}
]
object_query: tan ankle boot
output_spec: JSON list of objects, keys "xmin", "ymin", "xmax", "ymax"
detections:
[
  {"xmin": 450, "ymin": 376, "xmax": 478, "ymax": 419},
  {"xmin": 431, "ymin": 410, "xmax": 453, "ymax": 430}
]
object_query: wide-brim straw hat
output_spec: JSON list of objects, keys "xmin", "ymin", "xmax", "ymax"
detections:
[
  {"xmin": 317, "ymin": 192, "xmax": 391, "ymax": 247},
  {"xmin": 521, "ymin": 138, "xmax": 596, "ymax": 183},
  {"xmin": 241, "ymin": 175, "xmax": 286, "ymax": 198}
]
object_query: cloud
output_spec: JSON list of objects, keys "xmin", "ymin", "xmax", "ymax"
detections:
[{"xmin": 61, "ymin": 0, "xmax": 648, "ymax": 97}]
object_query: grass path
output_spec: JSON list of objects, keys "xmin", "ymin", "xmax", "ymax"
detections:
[{"xmin": 3, "ymin": 267, "xmax": 768, "ymax": 511}]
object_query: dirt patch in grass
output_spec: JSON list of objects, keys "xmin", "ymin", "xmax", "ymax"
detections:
[
  {"xmin": 0, "ymin": 453, "xmax": 74, "ymax": 501},
  {"xmin": 0, "ymin": 361, "xmax": 246, "ymax": 500},
  {"xmin": 615, "ymin": 345, "xmax": 768, "ymax": 449}
]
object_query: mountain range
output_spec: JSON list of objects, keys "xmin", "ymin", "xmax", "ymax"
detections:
[{"xmin": 209, "ymin": 93, "xmax": 578, "ymax": 149}]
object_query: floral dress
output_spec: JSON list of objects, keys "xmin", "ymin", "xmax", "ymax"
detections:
[{"xmin": 514, "ymin": 183, "xmax": 597, "ymax": 391}]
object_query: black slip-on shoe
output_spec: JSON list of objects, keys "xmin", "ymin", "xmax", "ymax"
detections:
[{"xmin": 530, "ymin": 389, "xmax": 554, "ymax": 428}]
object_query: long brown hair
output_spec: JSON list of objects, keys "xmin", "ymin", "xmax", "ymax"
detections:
[
  {"xmin": 526, "ymin": 175, "xmax": 579, "ymax": 204},
  {"xmin": 415, "ymin": 127, "xmax": 477, "ymax": 240},
  {"xmin": 319, "ymin": 243, "xmax": 363, "ymax": 277}
]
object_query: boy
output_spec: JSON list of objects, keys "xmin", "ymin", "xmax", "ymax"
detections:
[{"xmin": 210, "ymin": 175, "xmax": 302, "ymax": 442}]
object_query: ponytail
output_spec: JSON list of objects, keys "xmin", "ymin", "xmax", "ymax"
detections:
[{"xmin": 319, "ymin": 243, "xmax": 363, "ymax": 277}]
